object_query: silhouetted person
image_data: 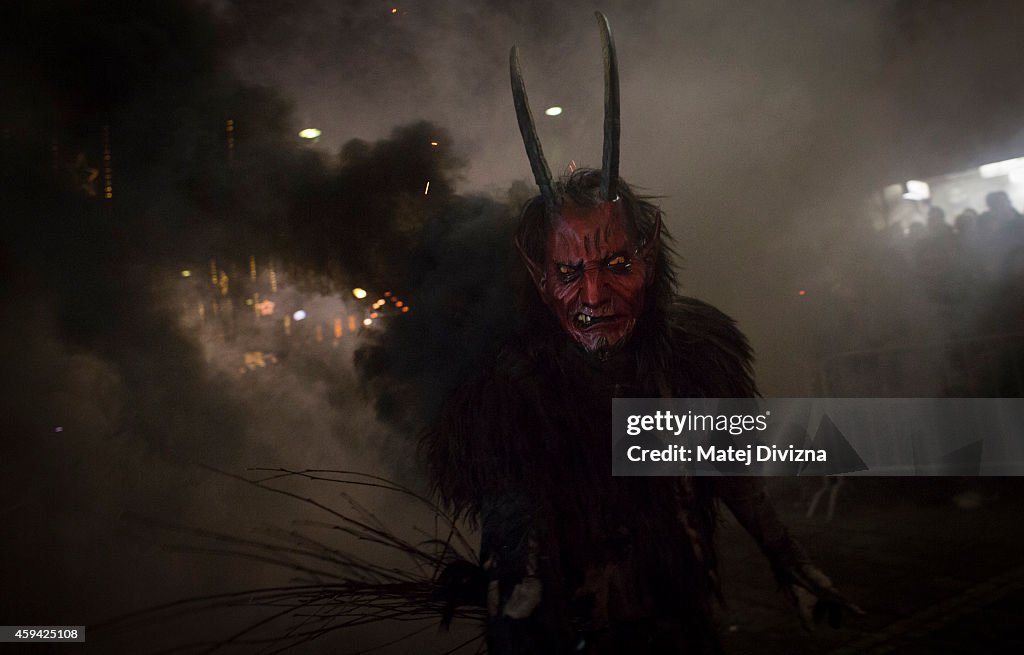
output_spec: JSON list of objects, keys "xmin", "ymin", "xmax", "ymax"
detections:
[
  {"xmin": 926, "ymin": 206, "xmax": 953, "ymax": 237},
  {"xmin": 949, "ymin": 208, "xmax": 985, "ymax": 302},
  {"xmin": 978, "ymin": 192, "xmax": 1024, "ymax": 284},
  {"xmin": 980, "ymin": 191, "xmax": 1022, "ymax": 230},
  {"xmin": 972, "ymin": 210, "xmax": 1002, "ymax": 282},
  {"xmin": 954, "ymin": 208, "xmax": 978, "ymax": 236},
  {"xmin": 975, "ymin": 246, "xmax": 1024, "ymax": 394},
  {"xmin": 915, "ymin": 207, "xmax": 963, "ymax": 326}
]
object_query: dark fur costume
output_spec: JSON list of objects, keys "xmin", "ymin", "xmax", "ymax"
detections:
[
  {"xmin": 422, "ymin": 291, "xmax": 788, "ymax": 653},
  {"xmin": 421, "ymin": 11, "xmax": 821, "ymax": 644}
]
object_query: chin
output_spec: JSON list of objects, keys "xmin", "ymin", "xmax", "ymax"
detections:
[{"xmin": 572, "ymin": 327, "xmax": 632, "ymax": 356}]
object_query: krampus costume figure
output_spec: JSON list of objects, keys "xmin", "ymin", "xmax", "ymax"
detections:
[{"xmin": 423, "ymin": 13, "xmax": 860, "ymax": 654}]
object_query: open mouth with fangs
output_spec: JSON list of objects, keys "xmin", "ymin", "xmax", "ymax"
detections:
[{"xmin": 574, "ymin": 312, "xmax": 617, "ymax": 329}]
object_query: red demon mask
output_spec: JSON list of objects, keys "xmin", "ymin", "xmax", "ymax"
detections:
[
  {"xmin": 521, "ymin": 200, "xmax": 658, "ymax": 353},
  {"xmin": 511, "ymin": 13, "xmax": 659, "ymax": 353}
]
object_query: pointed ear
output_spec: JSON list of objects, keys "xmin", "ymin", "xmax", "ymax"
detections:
[
  {"xmin": 636, "ymin": 212, "xmax": 662, "ymax": 265},
  {"xmin": 515, "ymin": 235, "xmax": 547, "ymax": 293}
]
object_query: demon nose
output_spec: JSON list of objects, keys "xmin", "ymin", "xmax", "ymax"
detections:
[{"xmin": 580, "ymin": 269, "xmax": 607, "ymax": 307}]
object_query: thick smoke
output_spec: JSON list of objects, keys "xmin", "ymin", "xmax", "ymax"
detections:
[
  {"xmin": 0, "ymin": 1, "xmax": 506, "ymax": 650},
  {"xmin": 222, "ymin": 0, "xmax": 1024, "ymax": 394}
]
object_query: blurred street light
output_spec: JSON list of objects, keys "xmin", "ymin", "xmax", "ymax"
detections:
[
  {"xmin": 901, "ymin": 180, "xmax": 930, "ymax": 201},
  {"xmin": 352, "ymin": 288, "xmax": 368, "ymax": 299},
  {"xmin": 979, "ymin": 156, "xmax": 1024, "ymax": 179},
  {"xmin": 545, "ymin": 106, "xmax": 563, "ymax": 116},
  {"xmin": 299, "ymin": 128, "xmax": 322, "ymax": 140}
]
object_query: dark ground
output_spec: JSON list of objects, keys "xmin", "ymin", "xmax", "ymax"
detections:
[
  {"xmin": 717, "ymin": 478, "xmax": 1024, "ymax": 654},
  {"xmin": 9, "ymin": 477, "xmax": 1024, "ymax": 654}
]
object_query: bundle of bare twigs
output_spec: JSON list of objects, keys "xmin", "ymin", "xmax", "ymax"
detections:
[{"xmin": 95, "ymin": 468, "xmax": 487, "ymax": 654}]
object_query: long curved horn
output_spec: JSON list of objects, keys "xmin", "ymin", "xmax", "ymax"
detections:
[
  {"xmin": 510, "ymin": 46, "xmax": 556, "ymax": 211},
  {"xmin": 595, "ymin": 11, "xmax": 620, "ymax": 201}
]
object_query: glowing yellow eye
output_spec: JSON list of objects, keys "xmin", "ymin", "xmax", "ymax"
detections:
[
  {"xmin": 558, "ymin": 265, "xmax": 574, "ymax": 274},
  {"xmin": 608, "ymin": 256, "xmax": 626, "ymax": 266}
]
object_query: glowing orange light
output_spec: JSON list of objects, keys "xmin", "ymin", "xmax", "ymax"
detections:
[
  {"xmin": 391, "ymin": 7, "xmax": 397, "ymax": 13},
  {"xmin": 370, "ymin": 312, "xmax": 379, "ymax": 319},
  {"xmin": 401, "ymin": 306, "xmax": 409, "ymax": 313},
  {"xmin": 244, "ymin": 351, "xmax": 266, "ymax": 369},
  {"xmin": 384, "ymin": 291, "xmax": 392, "ymax": 297},
  {"xmin": 348, "ymin": 315, "xmax": 358, "ymax": 332},
  {"xmin": 430, "ymin": 141, "xmax": 439, "ymax": 147},
  {"xmin": 334, "ymin": 318, "xmax": 343, "ymax": 338},
  {"xmin": 395, "ymin": 301, "xmax": 404, "ymax": 308},
  {"xmin": 798, "ymin": 290, "xmax": 806, "ymax": 296}
]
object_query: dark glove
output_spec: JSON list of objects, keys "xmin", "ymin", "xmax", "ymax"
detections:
[
  {"xmin": 434, "ymin": 558, "xmax": 489, "ymax": 628},
  {"xmin": 779, "ymin": 562, "xmax": 865, "ymax": 631},
  {"xmin": 717, "ymin": 477, "xmax": 865, "ymax": 631}
]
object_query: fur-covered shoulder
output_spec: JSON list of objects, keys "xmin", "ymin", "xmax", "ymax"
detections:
[
  {"xmin": 418, "ymin": 346, "xmax": 551, "ymax": 523},
  {"xmin": 664, "ymin": 295, "xmax": 758, "ymax": 398}
]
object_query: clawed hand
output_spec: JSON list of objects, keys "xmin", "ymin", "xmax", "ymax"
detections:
[{"xmin": 783, "ymin": 563, "xmax": 865, "ymax": 631}]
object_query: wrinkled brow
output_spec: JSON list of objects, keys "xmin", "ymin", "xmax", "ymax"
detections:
[{"xmin": 581, "ymin": 223, "xmax": 621, "ymax": 258}]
